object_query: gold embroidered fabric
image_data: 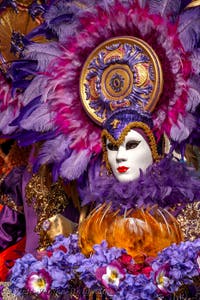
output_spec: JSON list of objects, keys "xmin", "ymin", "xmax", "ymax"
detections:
[
  {"xmin": 25, "ymin": 167, "xmax": 68, "ymax": 250},
  {"xmin": 177, "ymin": 201, "xmax": 200, "ymax": 241},
  {"xmin": 0, "ymin": 173, "xmax": 24, "ymax": 214},
  {"xmin": 0, "ymin": 194, "xmax": 24, "ymax": 214}
]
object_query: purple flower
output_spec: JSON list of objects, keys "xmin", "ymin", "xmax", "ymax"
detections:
[
  {"xmin": 92, "ymin": 241, "xmax": 124, "ymax": 263},
  {"xmin": 29, "ymin": 259, "xmax": 49, "ymax": 273},
  {"xmin": 95, "ymin": 261, "xmax": 125, "ymax": 295},
  {"xmin": 10, "ymin": 254, "xmax": 39, "ymax": 291},
  {"xmin": 9, "ymin": 234, "xmax": 200, "ymax": 299},
  {"xmin": 78, "ymin": 241, "xmax": 124, "ymax": 289},
  {"xmin": 155, "ymin": 265, "xmax": 170, "ymax": 295},
  {"xmin": 49, "ymin": 234, "xmax": 79, "ymax": 254},
  {"xmin": 26, "ymin": 269, "xmax": 52, "ymax": 300},
  {"xmin": 115, "ymin": 273, "xmax": 157, "ymax": 300},
  {"xmin": 49, "ymin": 268, "xmax": 69, "ymax": 290},
  {"xmin": 152, "ymin": 239, "xmax": 200, "ymax": 293},
  {"xmin": 48, "ymin": 249, "xmax": 68, "ymax": 268}
]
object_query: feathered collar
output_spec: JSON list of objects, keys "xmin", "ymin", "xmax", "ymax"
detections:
[{"xmin": 78, "ymin": 156, "xmax": 200, "ymax": 212}]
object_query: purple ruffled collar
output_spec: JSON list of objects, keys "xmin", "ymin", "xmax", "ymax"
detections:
[{"xmin": 78, "ymin": 157, "xmax": 200, "ymax": 212}]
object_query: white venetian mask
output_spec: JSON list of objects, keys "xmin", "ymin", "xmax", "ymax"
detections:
[{"xmin": 106, "ymin": 129, "xmax": 153, "ymax": 182}]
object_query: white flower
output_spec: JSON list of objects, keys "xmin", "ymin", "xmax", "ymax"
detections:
[{"xmin": 102, "ymin": 265, "xmax": 124, "ymax": 287}]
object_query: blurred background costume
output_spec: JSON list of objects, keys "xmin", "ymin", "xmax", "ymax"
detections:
[{"xmin": 0, "ymin": 0, "xmax": 200, "ymax": 299}]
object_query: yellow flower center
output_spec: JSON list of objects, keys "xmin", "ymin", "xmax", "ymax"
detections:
[
  {"xmin": 36, "ymin": 278, "xmax": 46, "ymax": 289},
  {"xmin": 158, "ymin": 275, "xmax": 164, "ymax": 285},
  {"xmin": 109, "ymin": 270, "xmax": 118, "ymax": 283}
]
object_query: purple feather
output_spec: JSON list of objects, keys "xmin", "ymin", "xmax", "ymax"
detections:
[
  {"xmin": 0, "ymin": 107, "xmax": 18, "ymax": 134},
  {"xmin": 25, "ymin": 42, "xmax": 62, "ymax": 72},
  {"xmin": 149, "ymin": 0, "xmax": 181, "ymax": 18},
  {"xmin": 44, "ymin": 0, "xmax": 84, "ymax": 42},
  {"xmin": 15, "ymin": 130, "xmax": 57, "ymax": 147},
  {"xmin": 170, "ymin": 113, "xmax": 196, "ymax": 142},
  {"xmin": 37, "ymin": 135, "xmax": 73, "ymax": 165},
  {"xmin": 22, "ymin": 76, "xmax": 51, "ymax": 105},
  {"xmin": 98, "ymin": 0, "xmax": 129, "ymax": 11},
  {"xmin": 187, "ymin": 75, "xmax": 200, "ymax": 112},
  {"xmin": 137, "ymin": 0, "xmax": 148, "ymax": 9},
  {"xmin": 19, "ymin": 104, "xmax": 54, "ymax": 132},
  {"xmin": 22, "ymin": 74, "xmax": 57, "ymax": 111},
  {"xmin": 190, "ymin": 49, "xmax": 200, "ymax": 75},
  {"xmin": 178, "ymin": 6, "xmax": 200, "ymax": 51},
  {"xmin": 79, "ymin": 156, "xmax": 200, "ymax": 212},
  {"xmin": 10, "ymin": 97, "xmax": 41, "ymax": 126},
  {"xmin": 60, "ymin": 148, "xmax": 91, "ymax": 180}
]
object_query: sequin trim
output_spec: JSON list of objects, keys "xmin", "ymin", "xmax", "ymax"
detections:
[{"xmin": 177, "ymin": 200, "xmax": 200, "ymax": 241}]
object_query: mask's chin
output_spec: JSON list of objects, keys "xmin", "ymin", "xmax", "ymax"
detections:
[{"xmin": 114, "ymin": 171, "xmax": 140, "ymax": 183}]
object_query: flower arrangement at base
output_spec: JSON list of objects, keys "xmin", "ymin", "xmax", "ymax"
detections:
[{"xmin": 8, "ymin": 235, "xmax": 200, "ymax": 300}]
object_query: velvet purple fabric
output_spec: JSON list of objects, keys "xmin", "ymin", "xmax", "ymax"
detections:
[
  {"xmin": 0, "ymin": 206, "xmax": 25, "ymax": 250},
  {"xmin": 0, "ymin": 167, "xmax": 25, "ymax": 251}
]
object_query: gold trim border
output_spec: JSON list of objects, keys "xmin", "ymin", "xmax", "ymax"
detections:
[
  {"xmin": 101, "ymin": 122, "xmax": 162, "ymax": 173},
  {"xmin": 80, "ymin": 36, "xmax": 163, "ymax": 125}
]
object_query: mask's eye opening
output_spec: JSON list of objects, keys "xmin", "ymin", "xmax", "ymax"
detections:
[
  {"xmin": 157, "ymin": 135, "xmax": 165, "ymax": 156},
  {"xmin": 125, "ymin": 140, "xmax": 140, "ymax": 150},
  {"xmin": 107, "ymin": 143, "xmax": 118, "ymax": 151}
]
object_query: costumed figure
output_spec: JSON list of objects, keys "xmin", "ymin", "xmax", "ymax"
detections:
[{"xmin": 0, "ymin": 0, "xmax": 199, "ymax": 299}]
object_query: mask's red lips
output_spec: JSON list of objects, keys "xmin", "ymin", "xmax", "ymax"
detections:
[{"xmin": 117, "ymin": 166, "xmax": 129, "ymax": 173}]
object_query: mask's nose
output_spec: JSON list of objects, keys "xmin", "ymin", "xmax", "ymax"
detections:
[{"xmin": 116, "ymin": 145, "xmax": 127, "ymax": 163}]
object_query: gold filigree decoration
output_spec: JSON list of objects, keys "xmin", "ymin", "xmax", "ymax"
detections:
[
  {"xmin": 0, "ymin": 194, "xmax": 24, "ymax": 214},
  {"xmin": 110, "ymin": 119, "xmax": 121, "ymax": 129},
  {"xmin": 80, "ymin": 36, "xmax": 163, "ymax": 125},
  {"xmin": 102, "ymin": 121, "xmax": 162, "ymax": 173},
  {"xmin": 25, "ymin": 167, "xmax": 68, "ymax": 250},
  {"xmin": 177, "ymin": 201, "xmax": 200, "ymax": 241}
]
